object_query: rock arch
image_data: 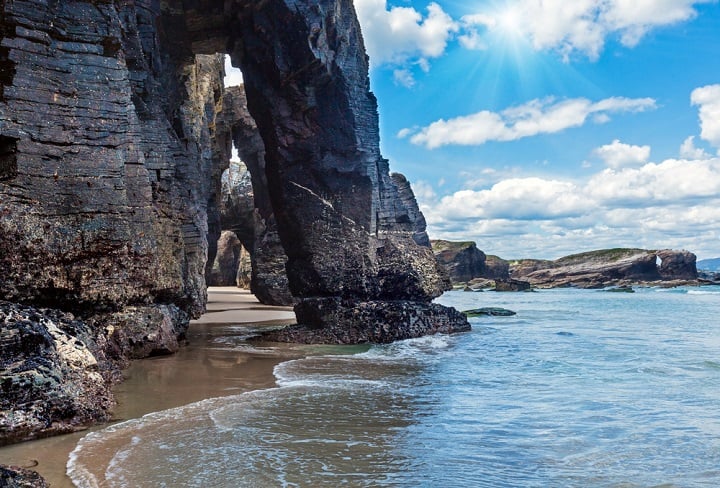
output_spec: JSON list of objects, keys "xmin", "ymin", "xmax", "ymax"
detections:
[{"xmin": 0, "ymin": 0, "xmax": 468, "ymax": 347}]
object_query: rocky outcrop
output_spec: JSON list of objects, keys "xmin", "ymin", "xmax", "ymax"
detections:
[
  {"xmin": 236, "ymin": 245, "xmax": 252, "ymax": 289},
  {"xmin": 484, "ymin": 255, "xmax": 511, "ymax": 280},
  {"xmin": 207, "ymin": 231, "xmax": 243, "ymax": 287},
  {"xmin": 0, "ymin": 302, "xmax": 117, "ymax": 444},
  {"xmin": 432, "ymin": 240, "xmax": 487, "ymax": 283},
  {"xmin": 227, "ymin": 0, "xmax": 466, "ymax": 335},
  {"xmin": 264, "ymin": 300, "xmax": 469, "ymax": 344},
  {"xmin": 0, "ymin": 3, "xmax": 231, "ymax": 321},
  {"xmin": 656, "ymin": 249, "xmax": 697, "ymax": 280},
  {"xmin": 510, "ymin": 249, "xmax": 699, "ymax": 288},
  {"xmin": 0, "ymin": 465, "xmax": 49, "ymax": 488},
  {"xmin": 494, "ymin": 279, "xmax": 532, "ymax": 292},
  {"xmin": 390, "ymin": 173, "xmax": 431, "ymax": 247}
]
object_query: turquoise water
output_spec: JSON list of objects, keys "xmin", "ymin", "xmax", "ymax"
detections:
[{"xmin": 69, "ymin": 286, "xmax": 720, "ymax": 487}]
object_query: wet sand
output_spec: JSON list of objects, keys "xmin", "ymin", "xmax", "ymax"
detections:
[{"xmin": 0, "ymin": 287, "xmax": 297, "ymax": 487}]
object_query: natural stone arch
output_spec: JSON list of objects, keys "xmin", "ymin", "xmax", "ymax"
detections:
[{"xmin": 0, "ymin": 0, "xmax": 468, "ymax": 346}]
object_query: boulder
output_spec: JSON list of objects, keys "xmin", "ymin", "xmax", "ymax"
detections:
[
  {"xmin": 656, "ymin": 249, "xmax": 698, "ymax": 280},
  {"xmin": 463, "ymin": 307, "xmax": 516, "ymax": 317},
  {"xmin": 494, "ymin": 279, "xmax": 533, "ymax": 292},
  {"xmin": 0, "ymin": 465, "xmax": 49, "ymax": 488},
  {"xmin": 0, "ymin": 302, "xmax": 116, "ymax": 444}
]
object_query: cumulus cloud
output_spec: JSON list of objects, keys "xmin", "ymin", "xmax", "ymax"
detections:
[
  {"xmin": 407, "ymin": 96, "xmax": 656, "ymax": 149},
  {"xmin": 415, "ymin": 155, "xmax": 720, "ymax": 259},
  {"xmin": 594, "ymin": 139, "xmax": 651, "ymax": 168},
  {"xmin": 691, "ymin": 84, "xmax": 720, "ymax": 150},
  {"xmin": 680, "ymin": 136, "xmax": 711, "ymax": 159},
  {"xmin": 425, "ymin": 178, "xmax": 591, "ymax": 222},
  {"xmin": 587, "ymin": 157, "xmax": 720, "ymax": 205},
  {"xmin": 353, "ymin": 0, "xmax": 457, "ymax": 68}
]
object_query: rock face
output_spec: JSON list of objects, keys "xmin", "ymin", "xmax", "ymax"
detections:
[
  {"xmin": 432, "ymin": 240, "xmax": 487, "ymax": 283},
  {"xmin": 0, "ymin": 0, "xmax": 468, "ymax": 442},
  {"xmin": 390, "ymin": 173, "xmax": 431, "ymax": 247},
  {"xmin": 0, "ymin": 302, "xmax": 116, "ymax": 444},
  {"xmin": 483, "ymin": 255, "xmax": 511, "ymax": 280},
  {"xmin": 207, "ymin": 231, "xmax": 243, "ymax": 287},
  {"xmin": 0, "ymin": 5, "xmax": 230, "ymax": 321},
  {"xmin": 0, "ymin": 465, "xmax": 49, "ymax": 488},
  {"xmin": 510, "ymin": 249, "xmax": 699, "ymax": 288},
  {"xmin": 656, "ymin": 249, "xmax": 697, "ymax": 280},
  {"xmin": 226, "ymin": 0, "xmax": 466, "ymax": 336}
]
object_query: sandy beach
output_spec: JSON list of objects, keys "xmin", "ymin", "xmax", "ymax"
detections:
[{"xmin": 0, "ymin": 288, "xmax": 296, "ymax": 487}]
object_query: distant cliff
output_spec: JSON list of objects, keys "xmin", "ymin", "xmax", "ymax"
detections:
[
  {"xmin": 433, "ymin": 242, "xmax": 702, "ymax": 289},
  {"xmin": 509, "ymin": 248, "xmax": 699, "ymax": 288}
]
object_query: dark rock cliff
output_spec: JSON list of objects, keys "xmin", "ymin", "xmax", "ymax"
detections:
[
  {"xmin": 1, "ymin": 0, "xmax": 468, "ymax": 443},
  {"xmin": 432, "ymin": 240, "xmax": 487, "ymax": 283},
  {"xmin": 220, "ymin": 86, "xmax": 294, "ymax": 305}
]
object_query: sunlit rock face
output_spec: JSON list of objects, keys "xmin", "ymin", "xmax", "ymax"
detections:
[{"xmin": 0, "ymin": 0, "xmax": 468, "ymax": 351}]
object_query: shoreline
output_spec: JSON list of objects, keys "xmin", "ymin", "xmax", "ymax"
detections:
[{"xmin": 0, "ymin": 288, "xmax": 297, "ymax": 487}]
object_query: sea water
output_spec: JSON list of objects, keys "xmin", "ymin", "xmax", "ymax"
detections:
[{"xmin": 68, "ymin": 286, "xmax": 720, "ymax": 487}]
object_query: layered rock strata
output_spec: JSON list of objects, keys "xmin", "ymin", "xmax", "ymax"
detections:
[
  {"xmin": 510, "ymin": 249, "xmax": 700, "ymax": 288},
  {"xmin": 220, "ymin": 90, "xmax": 295, "ymax": 305},
  {"xmin": 225, "ymin": 0, "xmax": 467, "ymax": 338}
]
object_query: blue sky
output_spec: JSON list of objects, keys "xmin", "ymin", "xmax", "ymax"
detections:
[{"xmin": 351, "ymin": 0, "xmax": 720, "ymax": 260}]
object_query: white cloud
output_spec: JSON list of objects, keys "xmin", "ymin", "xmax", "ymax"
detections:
[
  {"xmin": 587, "ymin": 157, "xmax": 720, "ymax": 205},
  {"xmin": 393, "ymin": 69, "xmax": 415, "ymax": 88},
  {"xmin": 680, "ymin": 136, "xmax": 711, "ymax": 159},
  {"xmin": 457, "ymin": 14, "xmax": 495, "ymax": 50},
  {"xmin": 411, "ymin": 180, "xmax": 437, "ymax": 202},
  {"xmin": 594, "ymin": 139, "xmax": 651, "ymax": 168},
  {"xmin": 407, "ymin": 96, "xmax": 656, "ymax": 149},
  {"xmin": 397, "ymin": 127, "xmax": 413, "ymax": 139},
  {"xmin": 485, "ymin": 0, "xmax": 713, "ymax": 61},
  {"xmin": 353, "ymin": 0, "xmax": 457, "ymax": 68},
  {"xmin": 691, "ymin": 84, "xmax": 720, "ymax": 150},
  {"xmin": 426, "ymin": 178, "xmax": 591, "ymax": 222}
]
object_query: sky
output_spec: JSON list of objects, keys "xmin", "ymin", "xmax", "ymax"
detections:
[{"xmin": 351, "ymin": 0, "xmax": 720, "ymax": 260}]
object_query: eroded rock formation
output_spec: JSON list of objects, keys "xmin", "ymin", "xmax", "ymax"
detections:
[
  {"xmin": 0, "ymin": 302, "xmax": 116, "ymax": 444},
  {"xmin": 219, "ymin": 90, "xmax": 294, "ymax": 305},
  {"xmin": 432, "ymin": 240, "xmax": 487, "ymax": 283},
  {"xmin": 0, "ymin": 0, "xmax": 468, "ymax": 442},
  {"xmin": 510, "ymin": 248, "xmax": 700, "ymax": 288},
  {"xmin": 207, "ymin": 230, "xmax": 243, "ymax": 287}
]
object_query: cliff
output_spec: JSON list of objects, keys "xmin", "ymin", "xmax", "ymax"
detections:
[
  {"xmin": 1, "ymin": 0, "xmax": 468, "ymax": 444},
  {"xmin": 431, "ymin": 240, "xmax": 700, "ymax": 290},
  {"xmin": 432, "ymin": 240, "xmax": 487, "ymax": 283},
  {"xmin": 509, "ymin": 248, "xmax": 699, "ymax": 288}
]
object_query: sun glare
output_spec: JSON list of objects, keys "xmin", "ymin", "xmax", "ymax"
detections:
[{"xmin": 497, "ymin": 7, "xmax": 523, "ymax": 38}]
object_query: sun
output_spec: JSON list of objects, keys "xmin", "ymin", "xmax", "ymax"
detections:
[{"xmin": 496, "ymin": 6, "xmax": 524, "ymax": 39}]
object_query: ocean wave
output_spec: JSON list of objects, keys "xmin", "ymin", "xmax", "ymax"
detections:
[
  {"xmin": 356, "ymin": 333, "xmax": 455, "ymax": 361},
  {"xmin": 688, "ymin": 290, "xmax": 720, "ymax": 295}
]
